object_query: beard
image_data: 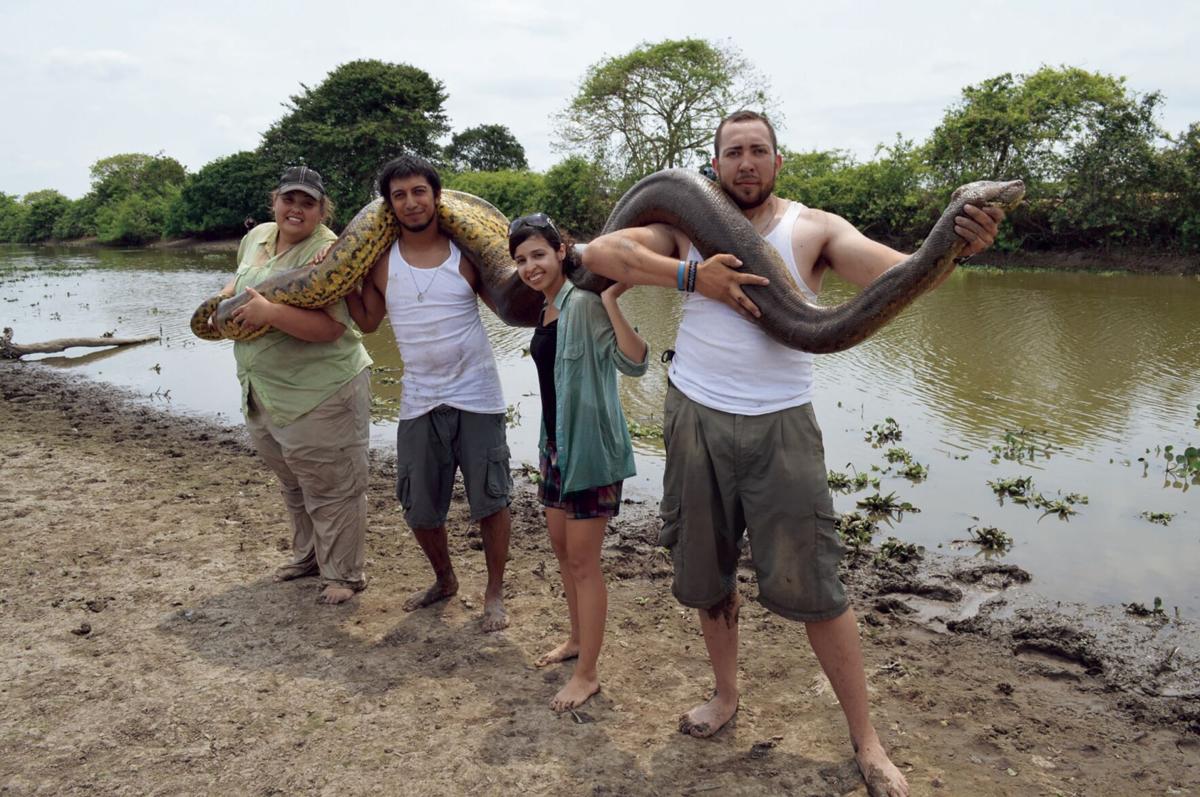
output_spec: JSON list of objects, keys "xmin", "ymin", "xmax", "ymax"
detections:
[
  {"xmin": 722, "ymin": 172, "xmax": 777, "ymax": 211},
  {"xmin": 400, "ymin": 217, "xmax": 434, "ymax": 233}
]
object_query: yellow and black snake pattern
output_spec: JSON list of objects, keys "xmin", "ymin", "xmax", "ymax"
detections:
[{"xmin": 189, "ymin": 190, "xmax": 542, "ymax": 342}]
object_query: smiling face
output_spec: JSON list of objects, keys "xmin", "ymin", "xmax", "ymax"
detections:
[
  {"xmin": 513, "ymin": 233, "xmax": 566, "ymax": 298},
  {"xmin": 388, "ymin": 174, "xmax": 438, "ymax": 233},
  {"xmin": 271, "ymin": 190, "xmax": 322, "ymax": 243},
  {"xmin": 713, "ymin": 118, "xmax": 783, "ymax": 211}
]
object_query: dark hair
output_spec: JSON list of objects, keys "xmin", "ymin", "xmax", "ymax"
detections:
[
  {"xmin": 714, "ymin": 110, "xmax": 778, "ymax": 157},
  {"xmin": 508, "ymin": 213, "xmax": 562, "ymax": 257},
  {"xmin": 377, "ymin": 155, "xmax": 441, "ymax": 199},
  {"xmin": 507, "ymin": 213, "xmax": 581, "ymax": 274}
]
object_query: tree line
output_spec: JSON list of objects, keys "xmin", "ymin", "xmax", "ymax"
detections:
[{"xmin": 1, "ymin": 42, "xmax": 1197, "ymax": 253}]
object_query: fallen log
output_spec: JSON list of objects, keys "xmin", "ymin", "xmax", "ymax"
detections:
[{"xmin": 2, "ymin": 327, "xmax": 159, "ymax": 360}]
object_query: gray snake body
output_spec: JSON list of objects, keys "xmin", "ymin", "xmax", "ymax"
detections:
[{"xmin": 573, "ymin": 169, "xmax": 1025, "ymax": 353}]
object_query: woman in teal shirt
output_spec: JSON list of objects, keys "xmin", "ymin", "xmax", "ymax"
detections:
[
  {"xmin": 509, "ymin": 213, "xmax": 648, "ymax": 712},
  {"xmin": 215, "ymin": 166, "xmax": 372, "ymax": 605}
]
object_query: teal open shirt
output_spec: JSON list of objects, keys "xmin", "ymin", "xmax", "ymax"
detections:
[{"xmin": 540, "ymin": 283, "xmax": 650, "ymax": 494}]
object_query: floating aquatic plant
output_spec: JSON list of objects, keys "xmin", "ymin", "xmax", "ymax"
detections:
[
  {"xmin": 866, "ymin": 417, "xmax": 903, "ymax": 446},
  {"xmin": 857, "ymin": 491, "xmax": 920, "ymax": 517},
  {"xmin": 876, "ymin": 537, "xmax": 923, "ymax": 564},
  {"xmin": 989, "ymin": 428, "xmax": 1061, "ymax": 464},
  {"xmin": 968, "ymin": 525, "xmax": 1013, "ymax": 553},
  {"xmin": 827, "ymin": 465, "xmax": 880, "ymax": 494},
  {"xmin": 836, "ymin": 511, "xmax": 878, "ymax": 549},
  {"xmin": 988, "ymin": 476, "xmax": 1034, "ymax": 499}
]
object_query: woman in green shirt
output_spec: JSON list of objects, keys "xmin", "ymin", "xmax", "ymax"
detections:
[
  {"xmin": 509, "ymin": 213, "xmax": 648, "ymax": 711},
  {"xmin": 215, "ymin": 166, "xmax": 373, "ymax": 605}
]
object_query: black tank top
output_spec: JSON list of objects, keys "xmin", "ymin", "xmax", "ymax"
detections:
[{"xmin": 530, "ymin": 311, "xmax": 558, "ymax": 443}]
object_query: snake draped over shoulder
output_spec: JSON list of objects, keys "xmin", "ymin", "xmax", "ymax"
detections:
[
  {"xmin": 192, "ymin": 170, "xmax": 1023, "ymax": 354},
  {"xmin": 189, "ymin": 190, "xmax": 543, "ymax": 342},
  {"xmin": 567, "ymin": 168, "xmax": 1026, "ymax": 354}
]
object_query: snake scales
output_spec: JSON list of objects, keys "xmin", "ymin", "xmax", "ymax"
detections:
[{"xmin": 191, "ymin": 171, "xmax": 1023, "ymax": 353}]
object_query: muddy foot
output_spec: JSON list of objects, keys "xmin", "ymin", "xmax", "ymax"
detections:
[
  {"xmin": 403, "ymin": 576, "xmax": 458, "ymax": 612},
  {"xmin": 678, "ymin": 692, "xmax": 738, "ymax": 738},
  {"xmin": 551, "ymin": 673, "xmax": 600, "ymax": 712},
  {"xmin": 317, "ymin": 586, "xmax": 356, "ymax": 605},
  {"xmin": 535, "ymin": 640, "xmax": 580, "ymax": 667},
  {"xmin": 856, "ymin": 735, "xmax": 909, "ymax": 797},
  {"xmin": 273, "ymin": 563, "xmax": 319, "ymax": 582},
  {"xmin": 481, "ymin": 594, "xmax": 508, "ymax": 632}
]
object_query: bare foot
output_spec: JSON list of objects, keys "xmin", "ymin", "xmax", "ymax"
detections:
[
  {"xmin": 481, "ymin": 593, "xmax": 508, "ymax": 632},
  {"xmin": 855, "ymin": 733, "xmax": 909, "ymax": 797},
  {"xmin": 316, "ymin": 586, "xmax": 356, "ymax": 605},
  {"xmin": 678, "ymin": 692, "xmax": 738, "ymax": 738},
  {"xmin": 403, "ymin": 575, "xmax": 458, "ymax": 611},
  {"xmin": 535, "ymin": 640, "xmax": 580, "ymax": 667},
  {"xmin": 551, "ymin": 673, "xmax": 600, "ymax": 712},
  {"xmin": 273, "ymin": 563, "xmax": 318, "ymax": 582}
]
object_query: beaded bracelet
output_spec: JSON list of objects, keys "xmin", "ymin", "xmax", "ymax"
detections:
[{"xmin": 686, "ymin": 260, "xmax": 698, "ymax": 292}]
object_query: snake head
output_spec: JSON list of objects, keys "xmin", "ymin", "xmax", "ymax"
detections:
[{"xmin": 950, "ymin": 179, "xmax": 1026, "ymax": 213}]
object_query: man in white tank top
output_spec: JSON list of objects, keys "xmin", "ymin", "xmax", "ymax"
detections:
[
  {"xmin": 347, "ymin": 155, "xmax": 512, "ymax": 633},
  {"xmin": 583, "ymin": 112, "xmax": 1006, "ymax": 797}
]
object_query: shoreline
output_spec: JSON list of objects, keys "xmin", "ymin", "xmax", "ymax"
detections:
[
  {"xmin": 21, "ymin": 236, "xmax": 1200, "ymax": 275},
  {"xmin": 1, "ymin": 360, "xmax": 1197, "ymax": 793}
]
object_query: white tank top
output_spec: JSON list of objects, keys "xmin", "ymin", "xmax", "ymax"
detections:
[
  {"xmin": 669, "ymin": 200, "xmax": 818, "ymax": 415},
  {"xmin": 385, "ymin": 239, "xmax": 506, "ymax": 419}
]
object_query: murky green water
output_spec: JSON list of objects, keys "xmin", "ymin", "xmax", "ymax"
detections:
[{"xmin": 3, "ymin": 244, "xmax": 1197, "ymax": 612}]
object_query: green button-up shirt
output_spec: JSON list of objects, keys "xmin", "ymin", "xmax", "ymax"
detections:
[
  {"xmin": 541, "ymin": 283, "xmax": 649, "ymax": 494},
  {"xmin": 232, "ymin": 223, "xmax": 372, "ymax": 426}
]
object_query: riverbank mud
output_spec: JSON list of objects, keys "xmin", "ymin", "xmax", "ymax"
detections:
[{"xmin": 2, "ymin": 362, "xmax": 1197, "ymax": 795}]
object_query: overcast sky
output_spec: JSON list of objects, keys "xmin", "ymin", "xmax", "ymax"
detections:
[{"xmin": 2, "ymin": 0, "xmax": 1197, "ymax": 198}]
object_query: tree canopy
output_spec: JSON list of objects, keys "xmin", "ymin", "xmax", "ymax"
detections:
[
  {"xmin": 258, "ymin": 59, "xmax": 450, "ymax": 216},
  {"xmin": 445, "ymin": 124, "xmax": 528, "ymax": 172},
  {"xmin": 166, "ymin": 151, "xmax": 279, "ymax": 238},
  {"xmin": 555, "ymin": 39, "xmax": 777, "ymax": 182}
]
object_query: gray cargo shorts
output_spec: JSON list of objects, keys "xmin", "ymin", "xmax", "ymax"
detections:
[
  {"xmin": 658, "ymin": 382, "xmax": 848, "ymax": 622},
  {"xmin": 395, "ymin": 405, "xmax": 512, "ymax": 529}
]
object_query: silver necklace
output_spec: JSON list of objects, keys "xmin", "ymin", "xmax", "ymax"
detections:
[{"xmin": 408, "ymin": 263, "xmax": 441, "ymax": 302}]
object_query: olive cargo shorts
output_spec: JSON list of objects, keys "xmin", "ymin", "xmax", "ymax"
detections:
[
  {"xmin": 395, "ymin": 405, "xmax": 512, "ymax": 529},
  {"xmin": 658, "ymin": 383, "xmax": 848, "ymax": 622}
]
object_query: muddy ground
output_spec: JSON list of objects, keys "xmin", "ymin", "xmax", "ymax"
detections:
[{"xmin": 1, "ymin": 362, "xmax": 1198, "ymax": 796}]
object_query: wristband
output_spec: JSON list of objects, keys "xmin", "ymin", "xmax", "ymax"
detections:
[{"xmin": 676, "ymin": 261, "xmax": 687, "ymax": 291}]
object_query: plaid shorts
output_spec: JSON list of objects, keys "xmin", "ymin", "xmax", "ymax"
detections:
[{"xmin": 538, "ymin": 440, "xmax": 623, "ymax": 519}]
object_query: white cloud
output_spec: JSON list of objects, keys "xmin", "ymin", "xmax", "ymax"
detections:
[{"xmin": 43, "ymin": 47, "xmax": 141, "ymax": 81}]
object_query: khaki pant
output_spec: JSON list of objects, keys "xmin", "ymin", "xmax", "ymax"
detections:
[{"xmin": 246, "ymin": 369, "xmax": 370, "ymax": 590}]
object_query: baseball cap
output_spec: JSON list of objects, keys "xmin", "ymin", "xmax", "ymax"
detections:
[{"xmin": 277, "ymin": 165, "xmax": 326, "ymax": 200}]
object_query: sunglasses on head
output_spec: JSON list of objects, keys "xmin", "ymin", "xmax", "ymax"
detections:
[{"xmin": 508, "ymin": 212, "xmax": 560, "ymax": 240}]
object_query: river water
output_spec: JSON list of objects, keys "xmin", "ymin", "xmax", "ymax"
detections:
[{"xmin": 2, "ymin": 244, "xmax": 1197, "ymax": 613}]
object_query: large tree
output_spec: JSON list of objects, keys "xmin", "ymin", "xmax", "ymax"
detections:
[
  {"xmin": 165, "ymin": 151, "xmax": 279, "ymax": 238},
  {"xmin": 926, "ymin": 66, "xmax": 1147, "ymax": 187},
  {"xmin": 540, "ymin": 156, "xmax": 615, "ymax": 237},
  {"xmin": 89, "ymin": 153, "xmax": 187, "ymax": 205},
  {"xmin": 259, "ymin": 59, "xmax": 450, "ymax": 216},
  {"xmin": 17, "ymin": 189, "xmax": 72, "ymax": 242},
  {"xmin": 927, "ymin": 66, "xmax": 1170, "ymax": 247},
  {"xmin": 555, "ymin": 39, "xmax": 777, "ymax": 182},
  {"xmin": 445, "ymin": 124, "xmax": 528, "ymax": 173}
]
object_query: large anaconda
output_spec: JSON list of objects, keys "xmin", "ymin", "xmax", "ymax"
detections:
[
  {"xmin": 573, "ymin": 168, "xmax": 1025, "ymax": 353},
  {"xmin": 191, "ymin": 170, "xmax": 1023, "ymax": 353},
  {"xmin": 189, "ymin": 190, "xmax": 543, "ymax": 342}
]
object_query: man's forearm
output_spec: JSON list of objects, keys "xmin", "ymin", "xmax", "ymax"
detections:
[{"xmin": 583, "ymin": 235, "xmax": 679, "ymax": 289}]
